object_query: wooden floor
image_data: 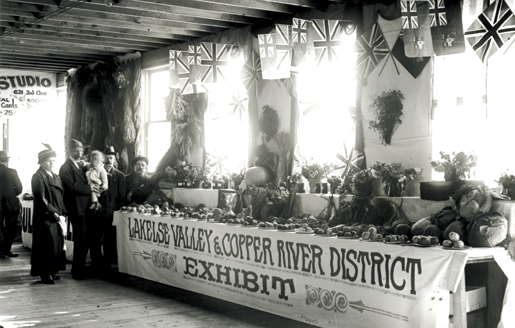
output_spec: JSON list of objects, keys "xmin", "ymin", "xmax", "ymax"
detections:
[{"xmin": 0, "ymin": 242, "xmax": 316, "ymax": 328}]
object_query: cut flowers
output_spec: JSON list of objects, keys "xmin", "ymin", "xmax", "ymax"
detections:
[
  {"xmin": 372, "ymin": 162, "xmax": 421, "ymax": 196},
  {"xmin": 430, "ymin": 151, "xmax": 477, "ymax": 181},
  {"xmin": 300, "ymin": 160, "xmax": 335, "ymax": 180}
]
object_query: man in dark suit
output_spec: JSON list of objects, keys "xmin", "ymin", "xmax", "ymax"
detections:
[
  {"xmin": 0, "ymin": 151, "xmax": 23, "ymax": 258},
  {"xmin": 90, "ymin": 146, "xmax": 127, "ymax": 269},
  {"xmin": 126, "ymin": 155, "xmax": 153, "ymax": 204},
  {"xmin": 59, "ymin": 139, "xmax": 99, "ymax": 280}
]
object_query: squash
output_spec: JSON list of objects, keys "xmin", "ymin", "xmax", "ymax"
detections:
[
  {"xmin": 244, "ymin": 166, "xmax": 272, "ymax": 186},
  {"xmin": 411, "ymin": 216, "xmax": 432, "ymax": 236}
]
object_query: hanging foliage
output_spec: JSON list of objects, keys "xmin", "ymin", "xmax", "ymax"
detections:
[{"xmin": 368, "ymin": 90, "xmax": 404, "ymax": 146}]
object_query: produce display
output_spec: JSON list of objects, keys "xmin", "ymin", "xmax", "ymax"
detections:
[{"xmin": 117, "ymin": 184, "xmax": 509, "ymax": 250}]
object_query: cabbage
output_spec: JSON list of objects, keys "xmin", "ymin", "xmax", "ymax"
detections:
[{"xmin": 467, "ymin": 212, "xmax": 508, "ymax": 247}]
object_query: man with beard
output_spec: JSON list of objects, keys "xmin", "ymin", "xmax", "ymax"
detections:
[
  {"xmin": 126, "ymin": 155, "xmax": 153, "ymax": 204},
  {"xmin": 59, "ymin": 139, "xmax": 99, "ymax": 280},
  {"xmin": 89, "ymin": 146, "xmax": 126, "ymax": 269}
]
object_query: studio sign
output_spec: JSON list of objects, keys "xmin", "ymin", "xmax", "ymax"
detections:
[{"xmin": 0, "ymin": 76, "xmax": 53, "ymax": 89}]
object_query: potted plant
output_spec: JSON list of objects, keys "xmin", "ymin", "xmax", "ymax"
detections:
[
  {"xmin": 421, "ymin": 151, "xmax": 482, "ymax": 201},
  {"xmin": 496, "ymin": 172, "xmax": 515, "ymax": 198},
  {"xmin": 368, "ymin": 90, "xmax": 404, "ymax": 145},
  {"xmin": 372, "ymin": 162, "xmax": 421, "ymax": 197},
  {"xmin": 351, "ymin": 168, "xmax": 378, "ymax": 195},
  {"xmin": 300, "ymin": 160, "xmax": 334, "ymax": 193}
]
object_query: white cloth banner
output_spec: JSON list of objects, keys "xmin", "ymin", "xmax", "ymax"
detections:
[{"xmin": 114, "ymin": 212, "xmax": 469, "ymax": 328}]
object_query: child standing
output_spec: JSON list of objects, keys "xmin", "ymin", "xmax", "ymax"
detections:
[{"xmin": 86, "ymin": 150, "xmax": 108, "ymax": 210}]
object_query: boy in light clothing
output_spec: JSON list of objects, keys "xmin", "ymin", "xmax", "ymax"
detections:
[{"xmin": 86, "ymin": 150, "xmax": 108, "ymax": 210}]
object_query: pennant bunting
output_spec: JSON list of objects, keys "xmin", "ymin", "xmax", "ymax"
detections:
[
  {"xmin": 239, "ymin": 50, "xmax": 262, "ymax": 92},
  {"xmin": 402, "ymin": 1, "xmax": 434, "ymax": 57},
  {"xmin": 355, "ymin": 23, "xmax": 390, "ymax": 80},
  {"xmin": 392, "ymin": 33, "xmax": 431, "ymax": 78},
  {"xmin": 465, "ymin": 0, "xmax": 515, "ymax": 63},
  {"xmin": 309, "ymin": 19, "xmax": 345, "ymax": 66},
  {"xmin": 199, "ymin": 42, "xmax": 230, "ymax": 87},
  {"xmin": 431, "ymin": 0, "xmax": 466, "ymax": 56}
]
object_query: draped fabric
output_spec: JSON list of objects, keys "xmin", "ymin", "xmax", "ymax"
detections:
[{"xmin": 65, "ymin": 54, "xmax": 142, "ymax": 173}]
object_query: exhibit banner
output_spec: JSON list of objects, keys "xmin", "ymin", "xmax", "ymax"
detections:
[
  {"xmin": 0, "ymin": 69, "xmax": 56, "ymax": 119},
  {"xmin": 114, "ymin": 212, "xmax": 469, "ymax": 328}
]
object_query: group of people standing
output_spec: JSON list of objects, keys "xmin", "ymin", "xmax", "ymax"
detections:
[{"xmin": 0, "ymin": 138, "xmax": 153, "ymax": 285}]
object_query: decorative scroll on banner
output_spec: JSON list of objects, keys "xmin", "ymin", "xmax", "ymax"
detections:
[
  {"xmin": 114, "ymin": 212, "xmax": 468, "ymax": 328},
  {"xmin": 0, "ymin": 69, "xmax": 56, "ymax": 120}
]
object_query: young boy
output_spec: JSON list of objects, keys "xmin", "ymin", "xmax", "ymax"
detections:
[{"xmin": 86, "ymin": 150, "xmax": 108, "ymax": 210}]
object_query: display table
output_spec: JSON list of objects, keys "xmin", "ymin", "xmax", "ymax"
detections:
[
  {"xmin": 113, "ymin": 212, "xmax": 512, "ymax": 328},
  {"xmin": 294, "ymin": 194, "xmax": 515, "ymax": 239},
  {"xmin": 159, "ymin": 188, "xmax": 219, "ymax": 207}
]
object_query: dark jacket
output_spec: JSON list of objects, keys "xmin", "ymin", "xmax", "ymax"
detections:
[
  {"xmin": 0, "ymin": 164, "xmax": 23, "ymax": 217},
  {"xmin": 126, "ymin": 173, "xmax": 153, "ymax": 204},
  {"xmin": 59, "ymin": 158, "xmax": 91, "ymax": 217},
  {"xmin": 98, "ymin": 166, "xmax": 127, "ymax": 218},
  {"xmin": 30, "ymin": 167, "xmax": 66, "ymax": 276}
]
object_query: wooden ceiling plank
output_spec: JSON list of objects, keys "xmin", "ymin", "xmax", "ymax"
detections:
[
  {"xmin": 0, "ymin": 53, "xmax": 93, "ymax": 65},
  {"xmin": 2, "ymin": 37, "xmax": 142, "ymax": 53},
  {"xmin": 0, "ymin": 47, "xmax": 108, "ymax": 61},
  {"xmin": 0, "ymin": 15, "xmax": 194, "ymax": 41},
  {"xmin": 0, "ymin": 21, "xmax": 178, "ymax": 46},
  {"xmin": 2, "ymin": 33, "xmax": 157, "ymax": 52},
  {"xmin": 0, "ymin": 7, "xmax": 214, "ymax": 37},
  {"xmin": 8, "ymin": 0, "xmax": 256, "ymax": 25},
  {"xmin": 1, "ymin": 40, "xmax": 124, "ymax": 56}
]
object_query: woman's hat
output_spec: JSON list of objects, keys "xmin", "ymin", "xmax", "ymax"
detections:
[
  {"xmin": 38, "ymin": 143, "xmax": 57, "ymax": 164},
  {"xmin": 0, "ymin": 150, "xmax": 9, "ymax": 161},
  {"xmin": 103, "ymin": 146, "xmax": 118, "ymax": 155},
  {"xmin": 131, "ymin": 155, "xmax": 149, "ymax": 167}
]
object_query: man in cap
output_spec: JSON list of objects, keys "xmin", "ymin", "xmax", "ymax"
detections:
[
  {"xmin": 59, "ymin": 139, "xmax": 99, "ymax": 280},
  {"xmin": 126, "ymin": 155, "xmax": 153, "ymax": 204},
  {"xmin": 89, "ymin": 146, "xmax": 126, "ymax": 269},
  {"xmin": 0, "ymin": 151, "xmax": 23, "ymax": 258}
]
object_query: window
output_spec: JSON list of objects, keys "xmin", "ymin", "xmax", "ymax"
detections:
[{"xmin": 143, "ymin": 66, "xmax": 172, "ymax": 173}]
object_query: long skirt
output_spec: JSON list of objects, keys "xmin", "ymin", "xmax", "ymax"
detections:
[{"xmin": 30, "ymin": 220, "xmax": 66, "ymax": 276}]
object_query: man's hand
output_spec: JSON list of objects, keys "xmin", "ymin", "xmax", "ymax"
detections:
[
  {"xmin": 90, "ymin": 184, "xmax": 100, "ymax": 193},
  {"xmin": 127, "ymin": 191, "xmax": 133, "ymax": 202}
]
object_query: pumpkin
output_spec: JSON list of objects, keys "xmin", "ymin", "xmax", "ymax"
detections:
[{"xmin": 244, "ymin": 166, "xmax": 272, "ymax": 186}]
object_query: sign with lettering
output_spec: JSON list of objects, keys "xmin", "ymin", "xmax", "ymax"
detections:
[
  {"xmin": 114, "ymin": 212, "xmax": 468, "ymax": 328},
  {"xmin": 0, "ymin": 70, "xmax": 56, "ymax": 119}
]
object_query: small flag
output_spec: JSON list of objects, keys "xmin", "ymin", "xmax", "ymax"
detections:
[
  {"xmin": 199, "ymin": 43, "xmax": 231, "ymax": 86},
  {"xmin": 355, "ymin": 23, "xmax": 390, "ymax": 80},
  {"xmin": 431, "ymin": 0, "xmax": 465, "ymax": 56},
  {"xmin": 465, "ymin": 0, "xmax": 515, "ymax": 63},
  {"xmin": 309, "ymin": 19, "xmax": 345, "ymax": 67},
  {"xmin": 239, "ymin": 50, "xmax": 262, "ymax": 92},
  {"xmin": 402, "ymin": 1, "xmax": 434, "ymax": 57}
]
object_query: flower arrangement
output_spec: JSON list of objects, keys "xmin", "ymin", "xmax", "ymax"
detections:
[
  {"xmin": 368, "ymin": 90, "xmax": 404, "ymax": 145},
  {"xmin": 351, "ymin": 168, "xmax": 377, "ymax": 185},
  {"xmin": 245, "ymin": 186, "xmax": 289, "ymax": 221},
  {"xmin": 174, "ymin": 161, "xmax": 201, "ymax": 185},
  {"xmin": 326, "ymin": 175, "xmax": 343, "ymax": 194},
  {"xmin": 430, "ymin": 151, "xmax": 477, "ymax": 181},
  {"xmin": 496, "ymin": 172, "xmax": 515, "ymax": 186},
  {"xmin": 300, "ymin": 161, "xmax": 334, "ymax": 180},
  {"xmin": 372, "ymin": 162, "xmax": 421, "ymax": 196},
  {"xmin": 230, "ymin": 169, "xmax": 245, "ymax": 190}
]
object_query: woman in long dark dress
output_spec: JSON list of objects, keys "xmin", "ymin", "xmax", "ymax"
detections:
[{"xmin": 30, "ymin": 145, "xmax": 67, "ymax": 284}]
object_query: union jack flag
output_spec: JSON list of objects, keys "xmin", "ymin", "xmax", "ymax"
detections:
[
  {"xmin": 292, "ymin": 18, "xmax": 309, "ymax": 43},
  {"xmin": 355, "ymin": 23, "xmax": 389, "ymax": 80},
  {"xmin": 334, "ymin": 146, "xmax": 364, "ymax": 179},
  {"xmin": 401, "ymin": 1, "xmax": 419, "ymax": 29},
  {"xmin": 239, "ymin": 50, "xmax": 262, "ymax": 92},
  {"xmin": 465, "ymin": 0, "xmax": 515, "ymax": 63},
  {"xmin": 169, "ymin": 50, "xmax": 204, "ymax": 95},
  {"xmin": 199, "ymin": 42, "xmax": 230, "ymax": 85},
  {"xmin": 258, "ymin": 34, "xmax": 275, "ymax": 58},
  {"xmin": 187, "ymin": 45, "xmax": 202, "ymax": 83},
  {"xmin": 273, "ymin": 24, "xmax": 292, "ymax": 76},
  {"xmin": 310, "ymin": 19, "xmax": 344, "ymax": 66},
  {"xmin": 429, "ymin": 0, "xmax": 447, "ymax": 27}
]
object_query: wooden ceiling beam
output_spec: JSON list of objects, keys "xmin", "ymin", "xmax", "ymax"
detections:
[
  {"xmin": 0, "ymin": 7, "xmax": 215, "ymax": 37},
  {"xmin": 0, "ymin": 61, "xmax": 72, "ymax": 72},
  {"xmin": 1, "ymin": 40, "xmax": 125, "ymax": 55},
  {"xmin": 0, "ymin": 53, "xmax": 93, "ymax": 64},
  {"xmin": 0, "ymin": 46, "xmax": 108, "ymax": 61}
]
